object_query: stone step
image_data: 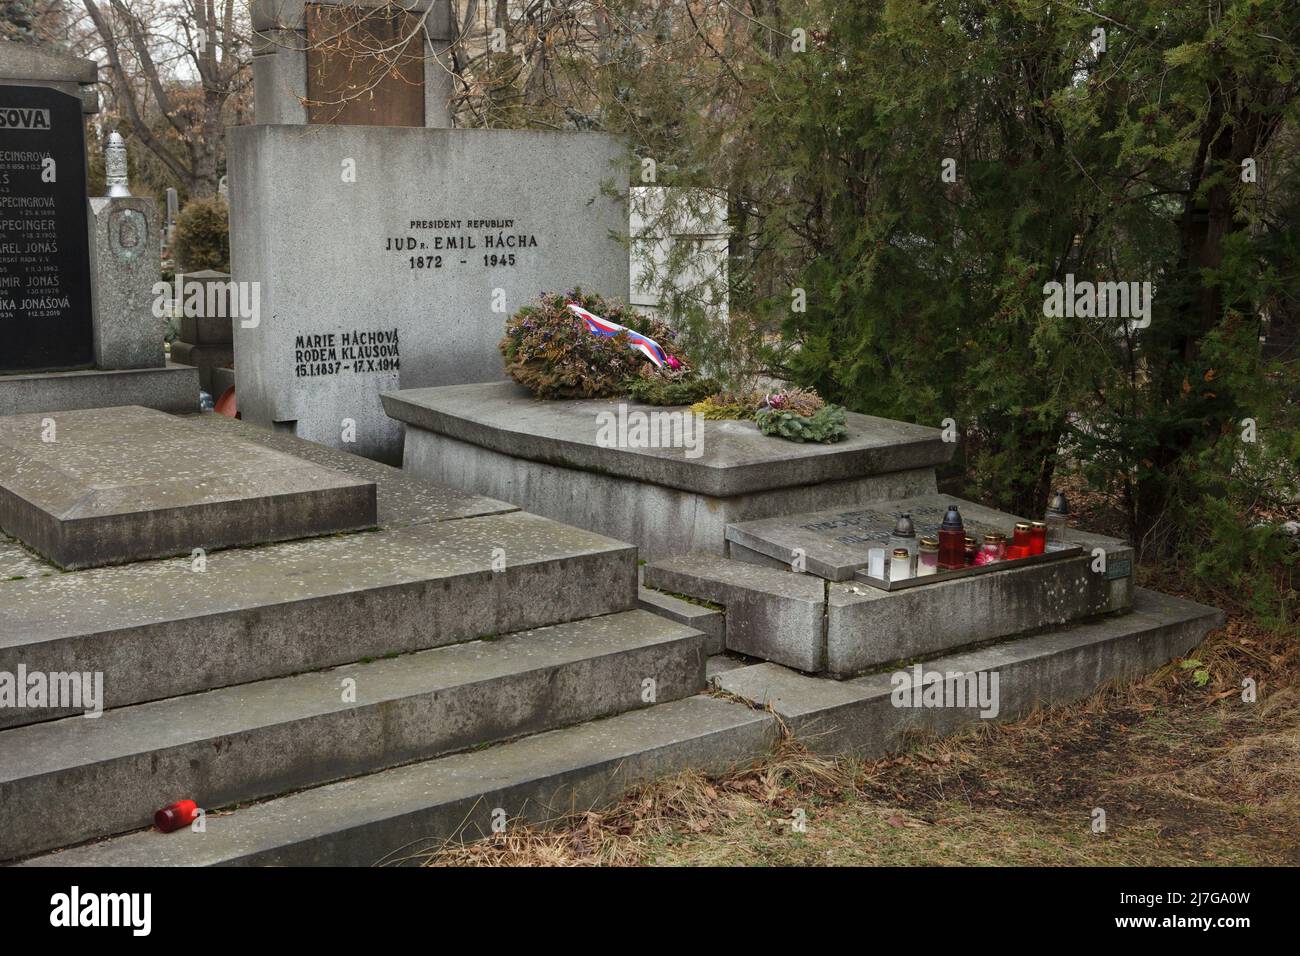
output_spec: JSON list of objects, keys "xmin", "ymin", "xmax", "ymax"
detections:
[
  {"xmin": 823, "ymin": 552, "xmax": 1132, "ymax": 678},
  {"xmin": 20, "ymin": 695, "xmax": 775, "ymax": 867},
  {"xmin": 0, "ymin": 509, "xmax": 636, "ymax": 730},
  {"xmin": 643, "ymin": 553, "xmax": 826, "ymax": 672},
  {"xmin": 712, "ymin": 588, "xmax": 1224, "ymax": 756},
  {"xmin": 728, "ymin": 495, "xmax": 1135, "ymax": 677},
  {"xmin": 645, "ymin": 495, "xmax": 1144, "ymax": 679},
  {"xmin": 637, "ymin": 584, "xmax": 725, "ymax": 654},
  {"xmin": 0, "ymin": 610, "xmax": 707, "ymax": 862}
]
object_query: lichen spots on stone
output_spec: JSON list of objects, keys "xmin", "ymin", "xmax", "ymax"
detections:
[{"xmin": 0, "ymin": 510, "xmax": 629, "ymax": 641}]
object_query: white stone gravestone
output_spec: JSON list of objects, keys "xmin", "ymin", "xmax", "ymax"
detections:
[{"xmin": 629, "ymin": 186, "xmax": 729, "ymax": 324}]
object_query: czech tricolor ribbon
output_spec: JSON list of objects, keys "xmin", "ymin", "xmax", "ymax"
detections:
[{"xmin": 567, "ymin": 302, "xmax": 668, "ymax": 368}]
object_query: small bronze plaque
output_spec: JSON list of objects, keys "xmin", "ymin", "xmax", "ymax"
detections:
[{"xmin": 305, "ymin": 3, "xmax": 426, "ymax": 127}]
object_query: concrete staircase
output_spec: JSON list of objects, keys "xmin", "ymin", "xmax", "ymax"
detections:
[
  {"xmin": 18, "ymin": 696, "xmax": 775, "ymax": 866},
  {"xmin": 2, "ymin": 412, "xmax": 1224, "ymax": 867},
  {"xmin": 3, "ymin": 414, "xmax": 753, "ymax": 866},
  {"xmin": 638, "ymin": 494, "xmax": 1224, "ymax": 762},
  {"xmin": 1, "ymin": 611, "xmax": 707, "ymax": 861}
]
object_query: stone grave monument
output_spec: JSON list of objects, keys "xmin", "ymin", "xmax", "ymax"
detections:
[
  {"xmin": 383, "ymin": 381, "xmax": 950, "ymax": 558},
  {"xmin": 629, "ymin": 186, "xmax": 729, "ymax": 323},
  {"xmin": 164, "ymin": 187, "xmax": 178, "ymax": 246},
  {"xmin": 170, "ymin": 269, "xmax": 236, "ymax": 396},
  {"xmin": 231, "ymin": 0, "xmax": 629, "ymax": 463},
  {"xmin": 0, "ymin": 45, "xmax": 198, "ymax": 415},
  {"xmin": 0, "ymin": 23, "xmax": 1229, "ymax": 872}
]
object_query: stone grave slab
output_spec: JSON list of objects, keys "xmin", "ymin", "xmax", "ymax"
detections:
[
  {"xmin": 725, "ymin": 494, "xmax": 1129, "ymax": 581},
  {"xmin": 186, "ymin": 411, "xmax": 516, "ymax": 529},
  {"xmin": 385, "ymin": 382, "xmax": 952, "ymax": 498},
  {"xmin": 384, "ymin": 381, "xmax": 950, "ymax": 558},
  {"xmin": 0, "ymin": 405, "xmax": 376, "ymax": 569}
]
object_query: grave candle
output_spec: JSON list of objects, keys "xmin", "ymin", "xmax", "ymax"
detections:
[
  {"xmin": 917, "ymin": 537, "xmax": 939, "ymax": 576},
  {"xmin": 867, "ymin": 547, "xmax": 887, "ymax": 580},
  {"xmin": 1029, "ymin": 521, "xmax": 1047, "ymax": 555},
  {"xmin": 1012, "ymin": 522, "xmax": 1033, "ymax": 554},
  {"xmin": 890, "ymin": 548, "xmax": 913, "ymax": 582},
  {"xmin": 154, "ymin": 799, "xmax": 199, "ymax": 833},
  {"xmin": 888, "ymin": 514, "xmax": 917, "ymax": 575},
  {"xmin": 976, "ymin": 532, "xmax": 1006, "ymax": 565},
  {"xmin": 938, "ymin": 505, "xmax": 966, "ymax": 570},
  {"xmin": 1045, "ymin": 491, "xmax": 1070, "ymax": 551}
]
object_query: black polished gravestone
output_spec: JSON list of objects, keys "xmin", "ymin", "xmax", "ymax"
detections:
[{"xmin": 0, "ymin": 85, "xmax": 94, "ymax": 373}]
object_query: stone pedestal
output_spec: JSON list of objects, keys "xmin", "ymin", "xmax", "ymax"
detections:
[
  {"xmin": 89, "ymin": 196, "xmax": 165, "ymax": 369},
  {"xmin": 169, "ymin": 270, "xmax": 235, "ymax": 393},
  {"xmin": 383, "ymin": 381, "xmax": 953, "ymax": 559}
]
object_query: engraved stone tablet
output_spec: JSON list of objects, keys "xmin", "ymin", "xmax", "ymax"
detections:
[{"xmin": 0, "ymin": 86, "xmax": 94, "ymax": 372}]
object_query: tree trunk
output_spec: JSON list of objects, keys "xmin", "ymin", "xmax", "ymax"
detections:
[{"xmin": 1132, "ymin": 79, "xmax": 1279, "ymax": 556}]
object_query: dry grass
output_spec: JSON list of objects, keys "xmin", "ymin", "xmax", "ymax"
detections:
[
  {"xmin": 420, "ymin": 558, "xmax": 1299, "ymax": 867},
  {"xmin": 423, "ymin": 739, "xmax": 856, "ymax": 866}
]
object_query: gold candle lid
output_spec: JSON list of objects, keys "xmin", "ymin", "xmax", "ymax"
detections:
[
  {"xmin": 983, "ymin": 532, "xmax": 1004, "ymax": 543},
  {"xmin": 1030, "ymin": 520, "xmax": 1047, "ymax": 529},
  {"xmin": 892, "ymin": 548, "xmax": 910, "ymax": 559},
  {"xmin": 1014, "ymin": 521, "xmax": 1032, "ymax": 531},
  {"xmin": 919, "ymin": 536, "xmax": 939, "ymax": 550}
]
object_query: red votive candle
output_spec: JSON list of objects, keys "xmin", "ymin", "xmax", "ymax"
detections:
[
  {"xmin": 976, "ymin": 533, "xmax": 1006, "ymax": 565},
  {"xmin": 1012, "ymin": 522, "xmax": 1033, "ymax": 554},
  {"xmin": 1029, "ymin": 520, "xmax": 1047, "ymax": 555},
  {"xmin": 155, "ymin": 799, "xmax": 199, "ymax": 833}
]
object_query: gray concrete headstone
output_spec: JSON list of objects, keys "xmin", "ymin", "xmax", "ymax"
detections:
[{"xmin": 228, "ymin": 124, "xmax": 629, "ymax": 463}]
